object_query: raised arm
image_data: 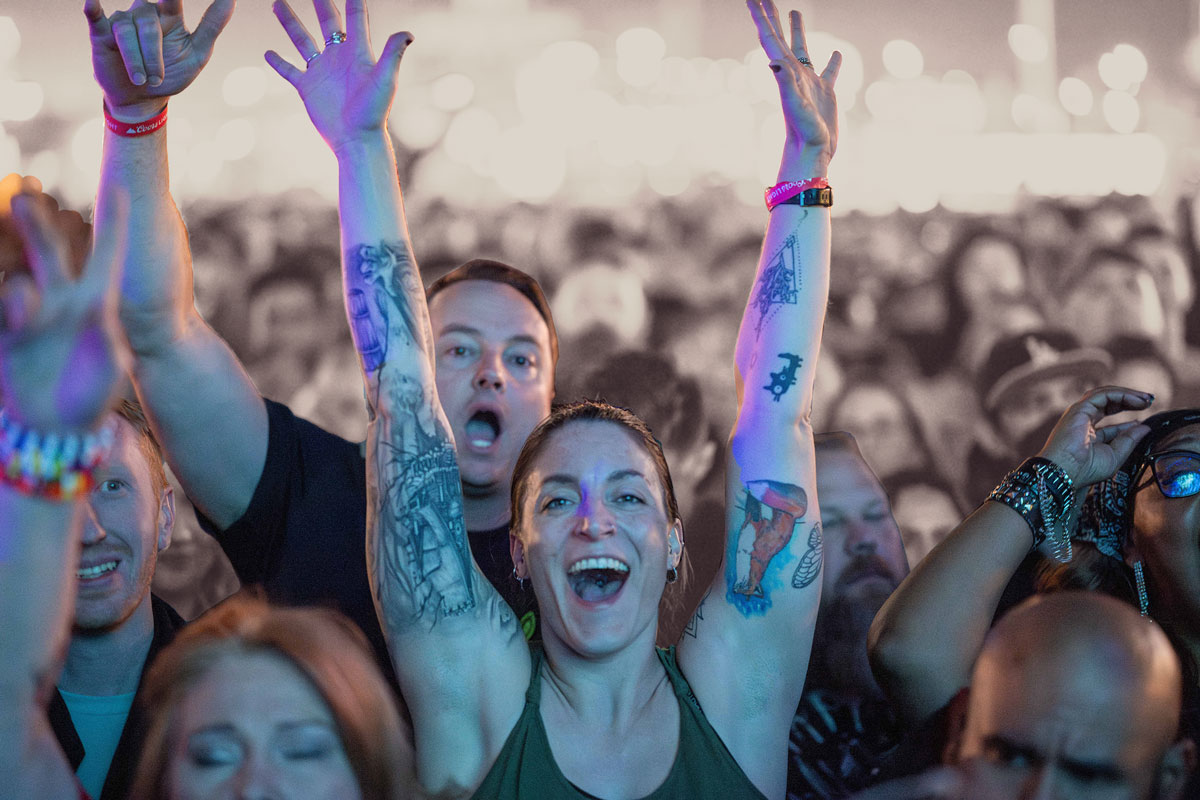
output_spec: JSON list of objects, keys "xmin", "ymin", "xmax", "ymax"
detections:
[
  {"xmin": 0, "ymin": 191, "xmax": 128, "ymax": 798},
  {"xmin": 264, "ymin": 0, "xmax": 529, "ymax": 792},
  {"xmin": 86, "ymin": 0, "xmax": 266, "ymax": 531},
  {"xmin": 676, "ymin": 2, "xmax": 839, "ymax": 796},
  {"xmin": 868, "ymin": 386, "xmax": 1153, "ymax": 724}
]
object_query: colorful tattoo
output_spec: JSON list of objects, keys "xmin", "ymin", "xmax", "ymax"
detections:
[
  {"xmin": 764, "ymin": 352, "xmax": 803, "ymax": 402},
  {"xmin": 728, "ymin": 479, "xmax": 808, "ymax": 615},
  {"xmin": 791, "ymin": 523, "xmax": 822, "ymax": 589}
]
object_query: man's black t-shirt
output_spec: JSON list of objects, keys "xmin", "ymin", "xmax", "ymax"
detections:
[{"xmin": 196, "ymin": 399, "xmax": 540, "ymax": 685}]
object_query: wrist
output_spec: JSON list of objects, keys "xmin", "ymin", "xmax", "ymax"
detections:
[
  {"xmin": 332, "ymin": 129, "xmax": 394, "ymax": 165},
  {"xmin": 777, "ymin": 141, "xmax": 832, "ymax": 182},
  {"xmin": 104, "ymin": 98, "xmax": 168, "ymax": 124}
]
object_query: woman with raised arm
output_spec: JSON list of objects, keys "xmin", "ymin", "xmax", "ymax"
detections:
[{"xmin": 265, "ymin": 0, "xmax": 839, "ymax": 795}]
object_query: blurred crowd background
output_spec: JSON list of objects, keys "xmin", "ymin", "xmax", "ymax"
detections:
[{"xmin": 3, "ymin": 0, "xmax": 1200, "ymax": 617}]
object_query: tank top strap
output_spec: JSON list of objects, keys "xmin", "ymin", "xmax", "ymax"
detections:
[{"xmin": 526, "ymin": 644, "xmax": 545, "ymax": 705}]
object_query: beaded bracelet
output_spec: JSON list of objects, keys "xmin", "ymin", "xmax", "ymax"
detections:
[
  {"xmin": 988, "ymin": 457, "xmax": 1075, "ymax": 563},
  {"xmin": 0, "ymin": 409, "xmax": 116, "ymax": 500}
]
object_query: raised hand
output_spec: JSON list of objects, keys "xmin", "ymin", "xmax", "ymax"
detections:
[
  {"xmin": 1036, "ymin": 385, "xmax": 1154, "ymax": 487},
  {"xmin": 84, "ymin": 0, "xmax": 236, "ymax": 119},
  {"xmin": 0, "ymin": 192, "xmax": 129, "ymax": 434},
  {"xmin": 746, "ymin": 0, "xmax": 841, "ymax": 159},
  {"xmin": 265, "ymin": 0, "xmax": 413, "ymax": 154}
]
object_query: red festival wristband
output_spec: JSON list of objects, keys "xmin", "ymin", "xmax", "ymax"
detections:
[
  {"xmin": 103, "ymin": 102, "xmax": 168, "ymax": 138},
  {"xmin": 764, "ymin": 177, "xmax": 829, "ymax": 211}
]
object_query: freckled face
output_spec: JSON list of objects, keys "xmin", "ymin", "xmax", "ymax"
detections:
[
  {"xmin": 167, "ymin": 652, "xmax": 362, "ymax": 800},
  {"xmin": 514, "ymin": 420, "xmax": 679, "ymax": 658}
]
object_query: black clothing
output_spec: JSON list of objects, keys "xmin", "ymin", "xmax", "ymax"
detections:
[
  {"xmin": 787, "ymin": 688, "xmax": 902, "ymax": 799},
  {"xmin": 196, "ymin": 399, "xmax": 540, "ymax": 686},
  {"xmin": 49, "ymin": 594, "xmax": 186, "ymax": 800}
]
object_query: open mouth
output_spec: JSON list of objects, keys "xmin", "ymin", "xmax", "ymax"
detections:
[
  {"xmin": 567, "ymin": 557, "xmax": 630, "ymax": 602},
  {"xmin": 464, "ymin": 410, "xmax": 501, "ymax": 450},
  {"xmin": 77, "ymin": 561, "xmax": 118, "ymax": 580}
]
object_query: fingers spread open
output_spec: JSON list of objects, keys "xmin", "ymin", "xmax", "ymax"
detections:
[
  {"xmin": 192, "ymin": 0, "xmax": 237, "ymax": 61},
  {"xmin": 313, "ymin": 0, "xmax": 345, "ymax": 41},
  {"xmin": 131, "ymin": 3, "xmax": 165, "ymax": 86},
  {"xmin": 264, "ymin": 49, "xmax": 303, "ymax": 87},
  {"xmin": 10, "ymin": 194, "xmax": 70, "ymax": 292},
  {"xmin": 373, "ymin": 31, "xmax": 412, "ymax": 91},
  {"xmin": 111, "ymin": 14, "xmax": 149, "ymax": 85},
  {"xmin": 345, "ymin": 0, "xmax": 368, "ymax": 44},
  {"xmin": 746, "ymin": 0, "xmax": 790, "ymax": 63},
  {"xmin": 83, "ymin": 0, "xmax": 113, "ymax": 39},
  {"xmin": 822, "ymin": 50, "xmax": 843, "ymax": 85},
  {"xmin": 788, "ymin": 10, "xmax": 810, "ymax": 63},
  {"xmin": 273, "ymin": 0, "xmax": 319, "ymax": 60}
]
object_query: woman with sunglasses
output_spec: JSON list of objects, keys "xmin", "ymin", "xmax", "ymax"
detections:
[{"xmin": 867, "ymin": 385, "xmax": 1177, "ymax": 728}]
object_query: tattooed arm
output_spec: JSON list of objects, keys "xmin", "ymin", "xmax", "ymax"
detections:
[
  {"xmin": 265, "ymin": 0, "xmax": 529, "ymax": 794},
  {"xmin": 676, "ymin": 2, "xmax": 840, "ymax": 797}
]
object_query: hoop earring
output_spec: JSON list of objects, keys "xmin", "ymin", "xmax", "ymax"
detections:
[
  {"xmin": 666, "ymin": 566, "xmax": 678, "ymax": 584},
  {"xmin": 1133, "ymin": 560, "xmax": 1149, "ymax": 617},
  {"xmin": 512, "ymin": 566, "xmax": 527, "ymax": 589}
]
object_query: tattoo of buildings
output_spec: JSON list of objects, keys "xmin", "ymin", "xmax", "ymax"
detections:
[
  {"xmin": 764, "ymin": 352, "xmax": 803, "ymax": 402},
  {"xmin": 791, "ymin": 523, "xmax": 822, "ymax": 589},
  {"xmin": 374, "ymin": 404, "xmax": 477, "ymax": 627},
  {"xmin": 752, "ymin": 234, "xmax": 800, "ymax": 336}
]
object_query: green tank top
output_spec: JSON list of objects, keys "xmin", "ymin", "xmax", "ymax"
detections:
[{"xmin": 471, "ymin": 646, "xmax": 767, "ymax": 799}]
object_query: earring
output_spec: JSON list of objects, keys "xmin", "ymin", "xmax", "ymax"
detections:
[
  {"xmin": 666, "ymin": 566, "xmax": 678, "ymax": 584},
  {"xmin": 512, "ymin": 566, "xmax": 526, "ymax": 589},
  {"xmin": 1133, "ymin": 561, "xmax": 1149, "ymax": 617}
]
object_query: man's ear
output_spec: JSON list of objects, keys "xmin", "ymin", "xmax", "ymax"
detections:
[
  {"xmin": 1155, "ymin": 737, "xmax": 1197, "ymax": 800},
  {"xmin": 510, "ymin": 532, "xmax": 528, "ymax": 580},
  {"xmin": 157, "ymin": 484, "xmax": 175, "ymax": 552},
  {"xmin": 668, "ymin": 519, "xmax": 684, "ymax": 570},
  {"xmin": 941, "ymin": 687, "xmax": 971, "ymax": 766}
]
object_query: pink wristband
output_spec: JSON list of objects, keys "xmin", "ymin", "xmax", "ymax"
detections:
[
  {"xmin": 103, "ymin": 102, "xmax": 168, "ymax": 138},
  {"xmin": 765, "ymin": 177, "xmax": 829, "ymax": 211}
]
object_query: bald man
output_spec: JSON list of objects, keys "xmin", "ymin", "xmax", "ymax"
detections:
[{"xmin": 946, "ymin": 591, "xmax": 1193, "ymax": 800}]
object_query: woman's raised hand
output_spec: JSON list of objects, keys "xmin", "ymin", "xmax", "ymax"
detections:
[
  {"xmin": 265, "ymin": 0, "xmax": 413, "ymax": 154},
  {"xmin": 746, "ymin": 0, "xmax": 841, "ymax": 162}
]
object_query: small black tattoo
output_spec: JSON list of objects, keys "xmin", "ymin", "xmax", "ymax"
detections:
[
  {"xmin": 764, "ymin": 352, "xmax": 803, "ymax": 402},
  {"xmin": 791, "ymin": 523, "xmax": 822, "ymax": 589}
]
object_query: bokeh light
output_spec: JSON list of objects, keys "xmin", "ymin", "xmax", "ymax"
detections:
[
  {"xmin": 1008, "ymin": 24, "xmax": 1049, "ymax": 63},
  {"xmin": 0, "ymin": 79, "xmax": 42, "ymax": 122},
  {"xmin": 216, "ymin": 118, "xmax": 256, "ymax": 161},
  {"xmin": 0, "ymin": 17, "xmax": 20, "ymax": 66},
  {"xmin": 616, "ymin": 27, "xmax": 666, "ymax": 88},
  {"xmin": 1102, "ymin": 90, "xmax": 1139, "ymax": 133},
  {"xmin": 430, "ymin": 73, "xmax": 475, "ymax": 112},
  {"xmin": 882, "ymin": 39, "xmax": 924, "ymax": 80},
  {"xmin": 222, "ymin": 67, "xmax": 267, "ymax": 107},
  {"xmin": 1058, "ymin": 77, "xmax": 1093, "ymax": 116}
]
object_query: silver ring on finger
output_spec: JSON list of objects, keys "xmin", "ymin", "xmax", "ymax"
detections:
[
  {"xmin": 305, "ymin": 49, "xmax": 321, "ymax": 64},
  {"xmin": 325, "ymin": 30, "xmax": 347, "ymax": 46},
  {"xmin": 797, "ymin": 57, "xmax": 814, "ymax": 68}
]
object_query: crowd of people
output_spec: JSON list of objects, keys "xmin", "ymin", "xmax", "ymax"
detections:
[{"xmin": 4, "ymin": 0, "xmax": 1200, "ymax": 798}]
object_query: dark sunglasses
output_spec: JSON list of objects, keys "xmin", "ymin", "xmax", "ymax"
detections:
[{"xmin": 1135, "ymin": 450, "xmax": 1200, "ymax": 499}]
